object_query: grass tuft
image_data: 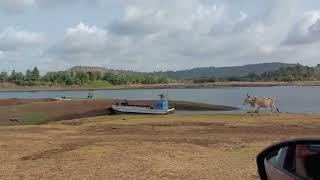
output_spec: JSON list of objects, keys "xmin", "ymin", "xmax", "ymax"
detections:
[{"xmin": 23, "ymin": 112, "xmax": 49, "ymax": 125}]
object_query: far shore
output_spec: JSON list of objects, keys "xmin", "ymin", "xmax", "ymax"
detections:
[{"xmin": 0, "ymin": 81, "xmax": 320, "ymax": 92}]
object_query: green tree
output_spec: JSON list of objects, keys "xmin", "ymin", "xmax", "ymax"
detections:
[
  {"xmin": 26, "ymin": 69, "xmax": 32, "ymax": 81},
  {"xmin": 9, "ymin": 70, "xmax": 24, "ymax": 84},
  {"xmin": 0, "ymin": 72, "xmax": 8, "ymax": 82},
  {"xmin": 63, "ymin": 72, "xmax": 74, "ymax": 85},
  {"xmin": 316, "ymin": 64, "xmax": 320, "ymax": 73},
  {"xmin": 76, "ymin": 71, "xmax": 89, "ymax": 84},
  {"xmin": 31, "ymin": 67, "xmax": 40, "ymax": 81}
]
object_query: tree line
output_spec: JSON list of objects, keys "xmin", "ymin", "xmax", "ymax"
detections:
[
  {"xmin": 192, "ymin": 64, "xmax": 320, "ymax": 83},
  {"xmin": 227, "ymin": 64, "xmax": 320, "ymax": 82},
  {"xmin": 1, "ymin": 64, "xmax": 319, "ymax": 86},
  {"xmin": 240, "ymin": 64, "xmax": 320, "ymax": 82},
  {"xmin": 0, "ymin": 67, "xmax": 170, "ymax": 86}
]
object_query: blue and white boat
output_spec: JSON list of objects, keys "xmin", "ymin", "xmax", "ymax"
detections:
[{"xmin": 111, "ymin": 94, "xmax": 175, "ymax": 115}]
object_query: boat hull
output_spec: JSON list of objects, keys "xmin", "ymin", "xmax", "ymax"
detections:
[
  {"xmin": 55, "ymin": 97, "xmax": 72, "ymax": 101},
  {"xmin": 111, "ymin": 105, "xmax": 175, "ymax": 115}
]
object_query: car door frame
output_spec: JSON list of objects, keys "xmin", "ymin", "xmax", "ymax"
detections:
[{"xmin": 257, "ymin": 138, "xmax": 320, "ymax": 180}]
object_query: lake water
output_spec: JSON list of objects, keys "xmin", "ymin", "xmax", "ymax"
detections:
[{"xmin": 0, "ymin": 86, "xmax": 319, "ymax": 113}]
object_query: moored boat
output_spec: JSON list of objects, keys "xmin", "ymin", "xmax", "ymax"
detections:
[
  {"xmin": 111, "ymin": 94, "xmax": 175, "ymax": 115},
  {"xmin": 55, "ymin": 96, "xmax": 72, "ymax": 101}
]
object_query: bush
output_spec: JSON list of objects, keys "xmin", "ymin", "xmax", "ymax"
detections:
[
  {"xmin": 193, "ymin": 77, "xmax": 216, "ymax": 83},
  {"xmin": 227, "ymin": 76, "xmax": 241, "ymax": 81}
]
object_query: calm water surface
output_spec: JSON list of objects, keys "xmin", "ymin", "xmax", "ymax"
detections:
[{"xmin": 0, "ymin": 86, "xmax": 319, "ymax": 113}]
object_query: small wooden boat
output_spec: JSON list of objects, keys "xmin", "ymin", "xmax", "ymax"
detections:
[
  {"xmin": 111, "ymin": 94, "xmax": 175, "ymax": 115},
  {"xmin": 111, "ymin": 105, "xmax": 175, "ymax": 115},
  {"xmin": 55, "ymin": 96, "xmax": 72, "ymax": 101}
]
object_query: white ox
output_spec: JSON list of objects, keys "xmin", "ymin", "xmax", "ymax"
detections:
[{"xmin": 243, "ymin": 94, "xmax": 280, "ymax": 115}]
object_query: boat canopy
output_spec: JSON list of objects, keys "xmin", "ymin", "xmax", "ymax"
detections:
[{"xmin": 154, "ymin": 94, "xmax": 169, "ymax": 110}]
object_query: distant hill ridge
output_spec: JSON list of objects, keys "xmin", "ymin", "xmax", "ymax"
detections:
[
  {"xmin": 68, "ymin": 66, "xmax": 138, "ymax": 75},
  {"xmin": 68, "ymin": 63, "xmax": 296, "ymax": 80},
  {"xmin": 156, "ymin": 63, "xmax": 296, "ymax": 80}
]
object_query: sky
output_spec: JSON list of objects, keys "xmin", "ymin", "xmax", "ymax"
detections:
[{"xmin": 1, "ymin": 0, "xmax": 320, "ymax": 73}]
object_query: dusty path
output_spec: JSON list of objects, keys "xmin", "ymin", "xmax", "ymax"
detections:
[{"xmin": 1, "ymin": 113, "xmax": 320, "ymax": 179}]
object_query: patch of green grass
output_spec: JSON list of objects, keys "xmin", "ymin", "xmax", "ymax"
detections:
[
  {"xmin": 23, "ymin": 112, "xmax": 49, "ymax": 125},
  {"xmin": 170, "ymin": 101, "xmax": 238, "ymax": 111},
  {"xmin": 86, "ymin": 80, "xmax": 112, "ymax": 88}
]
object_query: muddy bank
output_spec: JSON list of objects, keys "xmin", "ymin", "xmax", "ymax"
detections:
[
  {"xmin": 0, "ymin": 98, "xmax": 237, "ymax": 126},
  {"xmin": 0, "ymin": 98, "xmax": 56, "ymax": 106}
]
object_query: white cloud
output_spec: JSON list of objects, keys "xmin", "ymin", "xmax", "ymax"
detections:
[
  {"xmin": 284, "ymin": 11, "xmax": 320, "ymax": 45},
  {"xmin": 0, "ymin": 0, "xmax": 74, "ymax": 13},
  {"xmin": 47, "ymin": 22, "xmax": 112, "ymax": 67},
  {"xmin": 35, "ymin": 0, "xmax": 71, "ymax": 8},
  {"xmin": 0, "ymin": 50, "xmax": 3, "ymax": 58},
  {"xmin": 103, "ymin": 0, "xmax": 275, "ymax": 70},
  {"xmin": 48, "ymin": 1, "xmax": 249, "ymax": 70},
  {"xmin": 47, "ymin": 0, "xmax": 296, "ymax": 71},
  {"xmin": 64, "ymin": 22, "xmax": 108, "ymax": 52},
  {"xmin": 0, "ymin": 27, "xmax": 47, "ymax": 51},
  {"xmin": 0, "ymin": 27, "xmax": 47, "ymax": 73},
  {"xmin": 5, "ymin": 0, "xmax": 320, "ymax": 72},
  {"xmin": 0, "ymin": 0, "xmax": 35, "ymax": 13},
  {"xmin": 109, "ymin": 0, "xmax": 226, "ymax": 36}
]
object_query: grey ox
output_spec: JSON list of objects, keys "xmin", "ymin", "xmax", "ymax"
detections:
[{"xmin": 243, "ymin": 94, "xmax": 280, "ymax": 115}]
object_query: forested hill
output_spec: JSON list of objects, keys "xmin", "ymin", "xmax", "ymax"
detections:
[
  {"xmin": 68, "ymin": 66, "xmax": 138, "ymax": 75},
  {"xmin": 0, "ymin": 63, "xmax": 318, "ymax": 87},
  {"xmin": 154, "ymin": 63, "xmax": 295, "ymax": 80}
]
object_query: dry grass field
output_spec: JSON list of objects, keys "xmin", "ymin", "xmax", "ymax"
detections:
[{"xmin": 1, "ymin": 113, "xmax": 320, "ymax": 179}]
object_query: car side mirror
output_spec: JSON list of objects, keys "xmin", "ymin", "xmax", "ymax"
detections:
[{"xmin": 257, "ymin": 139, "xmax": 320, "ymax": 180}]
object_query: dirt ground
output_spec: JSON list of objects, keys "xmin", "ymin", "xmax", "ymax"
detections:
[
  {"xmin": 1, "ymin": 113, "xmax": 320, "ymax": 179},
  {"xmin": 0, "ymin": 99, "xmax": 114, "ymax": 125},
  {"xmin": 0, "ymin": 99, "xmax": 235, "ymax": 126}
]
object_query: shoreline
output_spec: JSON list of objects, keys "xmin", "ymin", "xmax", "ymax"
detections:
[
  {"xmin": 0, "ymin": 81, "xmax": 320, "ymax": 92},
  {"xmin": 0, "ymin": 98, "xmax": 238, "ymax": 126},
  {"xmin": 0, "ymin": 98, "xmax": 319, "ymax": 126}
]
